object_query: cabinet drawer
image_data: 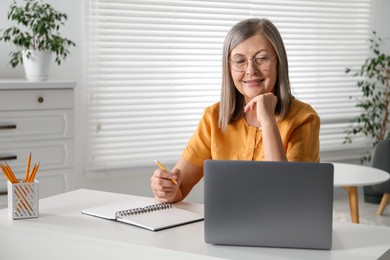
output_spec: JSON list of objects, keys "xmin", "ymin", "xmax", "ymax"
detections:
[
  {"xmin": 0, "ymin": 110, "xmax": 74, "ymax": 141},
  {"xmin": 0, "ymin": 139, "xmax": 74, "ymax": 172},
  {"xmin": 0, "ymin": 89, "xmax": 73, "ymax": 111}
]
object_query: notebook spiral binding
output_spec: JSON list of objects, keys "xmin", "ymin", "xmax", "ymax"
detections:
[{"xmin": 115, "ymin": 202, "xmax": 172, "ymax": 218}]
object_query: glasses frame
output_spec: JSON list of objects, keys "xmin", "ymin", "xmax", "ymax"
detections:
[{"xmin": 229, "ymin": 54, "xmax": 277, "ymax": 72}]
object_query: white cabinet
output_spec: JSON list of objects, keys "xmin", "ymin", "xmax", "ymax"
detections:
[{"xmin": 0, "ymin": 80, "xmax": 75, "ymax": 208}]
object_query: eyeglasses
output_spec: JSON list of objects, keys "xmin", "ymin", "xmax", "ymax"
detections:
[{"xmin": 229, "ymin": 55, "xmax": 276, "ymax": 72}]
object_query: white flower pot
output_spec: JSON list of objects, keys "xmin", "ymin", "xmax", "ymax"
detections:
[{"xmin": 22, "ymin": 50, "xmax": 52, "ymax": 81}]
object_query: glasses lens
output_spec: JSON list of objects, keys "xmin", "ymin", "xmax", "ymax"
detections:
[
  {"xmin": 230, "ymin": 59, "xmax": 246, "ymax": 72},
  {"xmin": 230, "ymin": 56, "xmax": 274, "ymax": 72}
]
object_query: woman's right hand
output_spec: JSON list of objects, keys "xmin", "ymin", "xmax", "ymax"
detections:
[
  {"xmin": 151, "ymin": 157, "xmax": 204, "ymax": 202},
  {"xmin": 151, "ymin": 168, "xmax": 181, "ymax": 202}
]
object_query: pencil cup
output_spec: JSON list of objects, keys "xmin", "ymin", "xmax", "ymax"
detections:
[{"xmin": 7, "ymin": 180, "xmax": 39, "ymax": 219}]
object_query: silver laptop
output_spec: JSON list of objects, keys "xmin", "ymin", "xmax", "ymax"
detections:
[{"xmin": 204, "ymin": 160, "xmax": 334, "ymax": 250}]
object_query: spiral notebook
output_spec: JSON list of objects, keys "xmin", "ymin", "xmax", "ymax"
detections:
[{"xmin": 81, "ymin": 199, "xmax": 204, "ymax": 231}]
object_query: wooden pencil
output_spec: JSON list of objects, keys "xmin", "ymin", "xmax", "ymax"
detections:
[
  {"xmin": 1, "ymin": 163, "xmax": 18, "ymax": 183},
  {"xmin": 5, "ymin": 163, "xmax": 18, "ymax": 183},
  {"xmin": 28, "ymin": 162, "xmax": 40, "ymax": 183},
  {"xmin": 0, "ymin": 164, "xmax": 14, "ymax": 183},
  {"xmin": 25, "ymin": 152, "xmax": 31, "ymax": 182}
]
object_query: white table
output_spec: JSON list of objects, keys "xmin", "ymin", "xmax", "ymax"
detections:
[
  {"xmin": 333, "ymin": 162, "xmax": 390, "ymax": 224},
  {"xmin": 0, "ymin": 189, "xmax": 389, "ymax": 260}
]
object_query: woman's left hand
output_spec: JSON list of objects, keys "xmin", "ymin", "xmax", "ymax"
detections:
[{"xmin": 243, "ymin": 93, "xmax": 277, "ymax": 126}]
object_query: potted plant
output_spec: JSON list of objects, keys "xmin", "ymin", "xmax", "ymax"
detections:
[
  {"xmin": 0, "ymin": 0, "xmax": 76, "ymax": 81},
  {"xmin": 344, "ymin": 31, "xmax": 390, "ymax": 203}
]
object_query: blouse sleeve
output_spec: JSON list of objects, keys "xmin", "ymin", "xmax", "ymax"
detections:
[
  {"xmin": 284, "ymin": 109, "xmax": 320, "ymax": 162},
  {"xmin": 182, "ymin": 107, "xmax": 215, "ymax": 168}
]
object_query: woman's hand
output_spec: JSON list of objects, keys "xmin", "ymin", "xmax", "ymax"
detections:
[
  {"xmin": 243, "ymin": 92, "xmax": 277, "ymax": 127},
  {"xmin": 150, "ymin": 157, "xmax": 203, "ymax": 202},
  {"xmin": 151, "ymin": 168, "xmax": 181, "ymax": 202},
  {"xmin": 243, "ymin": 92, "xmax": 287, "ymax": 161}
]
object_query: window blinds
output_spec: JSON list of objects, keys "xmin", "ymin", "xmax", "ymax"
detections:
[{"xmin": 85, "ymin": 0, "xmax": 373, "ymax": 173}]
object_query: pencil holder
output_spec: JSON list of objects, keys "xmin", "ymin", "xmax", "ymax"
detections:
[{"xmin": 7, "ymin": 180, "xmax": 39, "ymax": 219}]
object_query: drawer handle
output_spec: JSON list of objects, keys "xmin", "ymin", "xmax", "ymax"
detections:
[
  {"xmin": 38, "ymin": 96, "xmax": 44, "ymax": 103},
  {"xmin": 0, "ymin": 155, "xmax": 17, "ymax": 161},
  {"xmin": 0, "ymin": 124, "xmax": 17, "ymax": 130}
]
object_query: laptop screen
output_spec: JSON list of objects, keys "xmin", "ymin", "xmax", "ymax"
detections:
[{"xmin": 204, "ymin": 160, "xmax": 334, "ymax": 250}]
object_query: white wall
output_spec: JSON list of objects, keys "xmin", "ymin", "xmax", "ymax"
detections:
[
  {"xmin": 375, "ymin": 0, "xmax": 390, "ymax": 54},
  {"xmin": 0, "ymin": 0, "xmax": 389, "ymax": 203}
]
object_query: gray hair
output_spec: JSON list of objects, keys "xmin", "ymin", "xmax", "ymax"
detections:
[{"xmin": 219, "ymin": 18, "xmax": 293, "ymax": 132}]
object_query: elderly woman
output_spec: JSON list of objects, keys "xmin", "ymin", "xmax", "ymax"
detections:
[{"xmin": 151, "ymin": 18, "xmax": 320, "ymax": 202}]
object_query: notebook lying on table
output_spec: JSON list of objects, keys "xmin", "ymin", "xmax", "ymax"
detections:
[
  {"xmin": 204, "ymin": 160, "xmax": 334, "ymax": 250},
  {"xmin": 82, "ymin": 195, "xmax": 204, "ymax": 231}
]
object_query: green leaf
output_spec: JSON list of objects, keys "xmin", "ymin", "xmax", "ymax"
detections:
[{"xmin": 343, "ymin": 31, "xmax": 390, "ymax": 162}]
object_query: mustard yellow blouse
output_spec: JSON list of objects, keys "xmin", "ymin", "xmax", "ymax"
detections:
[{"xmin": 182, "ymin": 99, "xmax": 320, "ymax": 167}]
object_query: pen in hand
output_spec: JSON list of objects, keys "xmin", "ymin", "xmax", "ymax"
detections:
[{"xmin": 154, "ymin": 159, "xmax": 178, "ymax": 185}]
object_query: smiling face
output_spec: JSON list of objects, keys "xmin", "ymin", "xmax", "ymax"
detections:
[{"xmin": 229, "ymin": 34, "xmax": 278, "ymax": 104}]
